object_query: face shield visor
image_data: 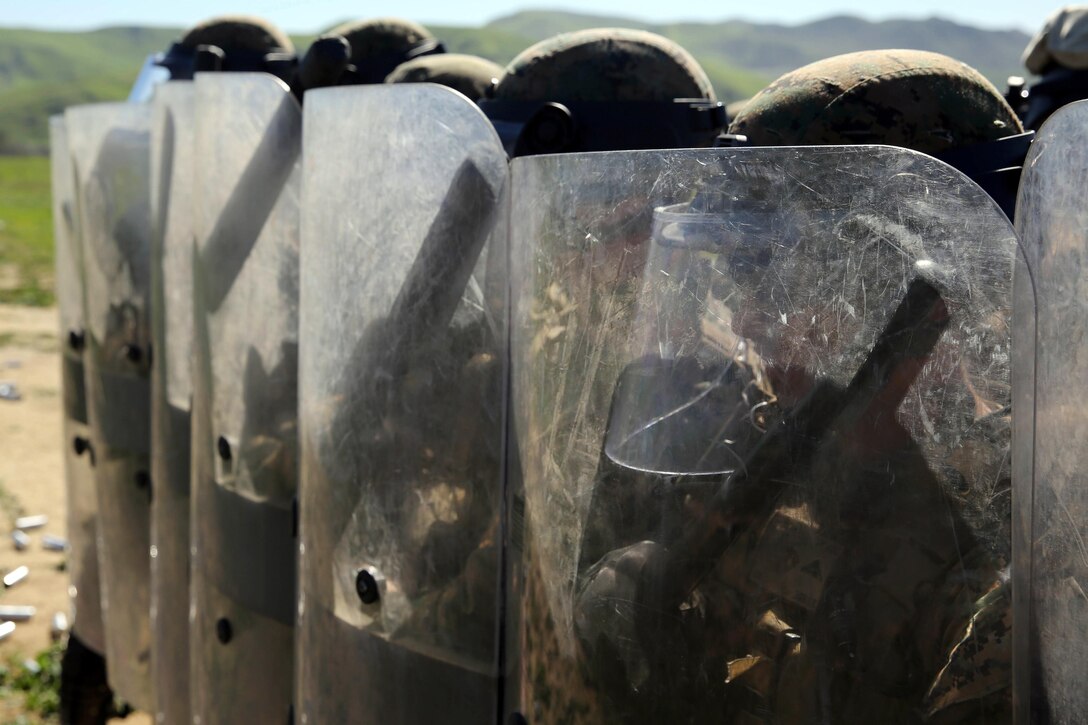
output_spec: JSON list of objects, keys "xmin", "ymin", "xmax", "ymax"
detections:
[{"xmin": 602, "ymin": 197, "xmax": 793, "ymax": 481}]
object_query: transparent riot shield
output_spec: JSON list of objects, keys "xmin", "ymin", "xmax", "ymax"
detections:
[
  {"xmin": 189, "ymin": 73, "xmax": 300, "ymax": 723},
  {"xmin": 51, "ymin": 115, "xmax": 106, "ymax": 656},
  {"xmin": 64, "ymin": 102, "xmax": 153, "ymax": 710},
  {"xmin": 296, "ymin": 84, "xmax": 508, "ymax": 723},
  {"xmin": 1012, "ymin": 99, "xmax": 1088, "ymax": 723},
  {"xmin": 506, "ymin": 146, "xmax": 1027, "ymax": 723},
  {"xmin": 149, "ymin": 81, "xmax": 194, "ymax": 725}
]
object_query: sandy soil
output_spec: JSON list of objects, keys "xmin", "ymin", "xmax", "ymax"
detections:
[
  {"xmin": 0, "ymin": 304, "xmax": 148, "ymax": 723},
  {"xmin": 0, "ymin": 304, "xmax": 69, "ymax": 657}
]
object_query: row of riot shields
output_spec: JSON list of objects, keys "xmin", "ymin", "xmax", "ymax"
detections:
[
  {"xmin": 62, "ymin": 100, "xmax": 154, "ymax": 711},
  {"xmin": 295, "ymin": 86, "xmax": 1029, "ymax": 723},
  {"xmin": 52, "ymin": 74, "xmax": 1088, "ymax": 722},
  {"xmin": 54, "ymin": 72, "xmax": 302, "ymax": 722},
  {"xmin": 50, "ymin": 116, "xmax": 106, "ymax": 668},
  {"xmin": 148, "ymin": 80, "xmax": 194, "ymax": 725}
]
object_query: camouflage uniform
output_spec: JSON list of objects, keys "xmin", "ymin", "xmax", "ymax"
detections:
[
  {"xmin": 573, "ymin": 287, "xmax": 1011, "ymax": 724},
  {"xmin": 570, "ymin": 49, "xmax": 1017, "ymax": 723},
  {"xmin": 320, "ymin": 317, "xmax": 504, "ymax": 664},
  {"xmin": 729, "ymin": 49, "xmax": 1021, "ymax": 153},
  {"xmin": 494, "ymin": 30, "xmax": 728, "ymax": 723},
  {"xmin": 385, "ymin": 53, "xmax": 503, "ymax": 100}
]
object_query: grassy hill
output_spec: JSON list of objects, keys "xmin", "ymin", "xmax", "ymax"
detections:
[
  {"xmin": 0, "ymin": 26, "xmax": 178, "ymax": 152},
  {"xmin": 486, "ymin": 10, "xmax": 1029, "ymax": 86}
]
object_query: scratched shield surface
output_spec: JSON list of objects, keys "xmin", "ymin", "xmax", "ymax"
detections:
[
  {"xmin": 50, "ymin": 114, "xmax": 106, "ymax": 658},
  {"xmin": 189, "ymin": 73, "xmax": 301, "ymax": 724},
  {"xmin": 65, "ymin": 100, "xmax": 154, "ymax": 709},
  {"xmin": 506, "ymin": 145, "xmax": 1027, "ymax": 723},
  {"xmin": 149, "ymin": 79, "xmax": 197, "ymax": 725},
  {"xmin": 297, "ymin": 84, "xmax": 508, "ymax": 724},
  {"xmin": 1012, "ymin": 98, "xmax": 1088, "ymax": 725}
]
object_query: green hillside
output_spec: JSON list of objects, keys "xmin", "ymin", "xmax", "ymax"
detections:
[
  {"xmin": 419, "ymin": 25, "xmax": 531, "ymax": 63},
  {"xmin": 487, "ymin": 10, "xmax": 1029, "ymax": 86},
  {"xmin": 0, "ymin": 26, "xmax": 177, "ymax": 152}
]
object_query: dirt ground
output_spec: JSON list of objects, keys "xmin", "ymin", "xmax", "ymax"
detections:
[{"xmin": 0, "ymin": 304, "xmax": 148, "ymax": 724}]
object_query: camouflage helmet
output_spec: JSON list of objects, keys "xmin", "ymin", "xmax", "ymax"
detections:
[
  {"xmin": 179, "ymin": 14, "xmax": 294, "ymax": 54},
  {"xmin": 1023, "ymin": 6, "xmax": 1088, "ymax": 74},
  {"xmin": 327, "ymin": 18, "xmax": 440, "ymax": 80},
  {"xmin": 729, "ymin": 50, "xmax": 1022, "ymax": 155},
  {"xmin": 493, "ymin": 28, "xmax": 716, "ymax": 102},
  {"xmin": 156, "ymin": 15, "xmax": 295, "ymax": 81},
  {"xmin": 385, "ymin": 53, "xmax": 503, "ymax": 100}
]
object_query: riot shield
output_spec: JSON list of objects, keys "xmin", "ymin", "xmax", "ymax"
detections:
[
  {"xmin": 51, "ymin": 115, "xmax": 106, "ymax": 655},
  {"xmin": 506, "ymin": 146, "xmax": 1026, "ymax": 723},
  {"xmin": 189, "ymin": 72, "xmax": 300, "ymax": 724},
  {"xmin": 1012, "ymin": 99, "xmax": 1088, "ymax": 723},
  {"xmin": 296, "ymin": 84, "xmax": 508, "ymax": 723},
  {"xmin": 149, "ymin": 80, "xmax": 194, "ymax": 725},
  {"xmin": 64, "ymin": 101, "xmax": 154, "ymax": 710}
]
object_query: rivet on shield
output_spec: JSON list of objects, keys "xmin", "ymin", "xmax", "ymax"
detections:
[
  {"xmin": 217, "ymin": 436, "xmax": 232, "ymax": 462},
  {"xmin": 134, "ymin": 470, "xmax": 151, "ymax": 492},
  {"xmin": 72, "ymin": 437, "xmax": 89, "ymax": 456},
  {"xmin": 122, "ymin": 344, "xmax": 142, "ymax": 364},
  {"xmin": 216, "ymin": 617, "xmax": 232, "ymax": 644},
  {"xmin": 67, "ymin": 329, "xmax": 85, "ymax": 352},
  {"xmin": 355, "ymin": 567, "xmax": 382, "ymax": 605}
]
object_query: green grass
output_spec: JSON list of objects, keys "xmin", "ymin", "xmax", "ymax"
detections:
[
  {"xmin": 0, "ymin": 155, "xmax": 53, "ymax": 306},
  {"xmin": 0, "ymin": 641, "xmax": 63, "ymax": 723}
]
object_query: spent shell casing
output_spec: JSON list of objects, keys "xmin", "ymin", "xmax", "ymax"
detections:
[
  {"xmin": 50, "ymin": 612, "xmax": 68, "ymax": 640},
  {"xmin": 3, "ymin": 566, "xmax": 29, "ymax": 588},
  {"xmin": 11, "ymin": 531, "xmax": 29, "ymax": 551},
  {"xmin": 14, "ymin": 515, "xmax": 47, "ymax": 531},
  {"xmin": 0, "ymin": 621, "xmax": 15, "ymax": 640},
  {"xmin": 41, "ymin": 535, "xmax": 67, "ymax": 552},
  {"xmin": 0, "ymin": 606, "xmax": 34, "ymax": 622}
]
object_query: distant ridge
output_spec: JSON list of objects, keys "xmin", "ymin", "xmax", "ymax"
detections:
[
  {"xmin": 484, "ymin": 10, "xmax": 1029, "ymax": 82},
  {"xmin": 0, "ymin": 10, "xmax": 1030, "ymax": 153}
]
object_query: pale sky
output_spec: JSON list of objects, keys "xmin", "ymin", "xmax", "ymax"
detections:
[{"xmin": 0, "ymin": 0, "xmax": 1052, "ymax": 34}]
